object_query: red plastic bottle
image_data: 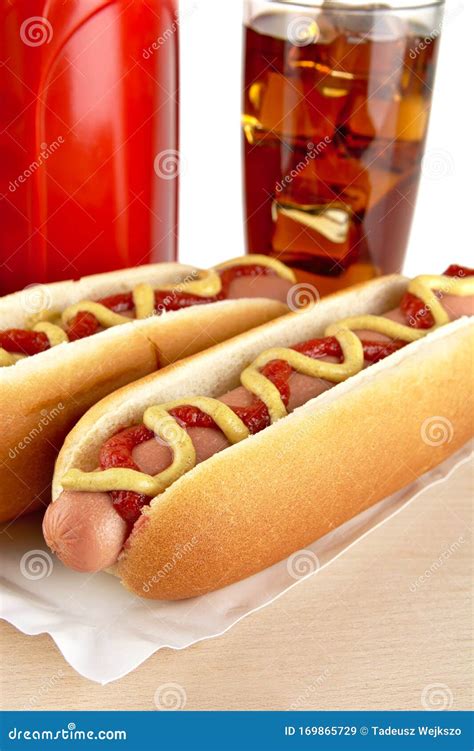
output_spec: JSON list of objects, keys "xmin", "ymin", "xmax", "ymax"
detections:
[{"xmin": 0, "ymin": 0, "xmax": 178, "ymax": 294}]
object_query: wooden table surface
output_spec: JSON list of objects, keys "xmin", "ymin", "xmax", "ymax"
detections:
[{"xmin": 1, "ymin": 459, "xmax": 472, "ymax": 712}]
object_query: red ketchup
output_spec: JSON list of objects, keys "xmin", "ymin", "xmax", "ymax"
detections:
[
  {"xmin": 0, "ymin": 329, "xmax": 50, "ymax": 356},
  {"xmin": 0, "ymin": 0, "xmax": 178, "ymax": 295},
  {"xmin": 401, "ymin": 265, "xmax": 474, "ymax": 329}
]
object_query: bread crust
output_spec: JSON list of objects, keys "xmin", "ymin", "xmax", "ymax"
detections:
[
  {"xmin": 1, "ymin": 269, "xmax": 287, "ymax": 523},
  {"xmin": 52, "ymin": 274, "xmax": 473, "ymax": 599},
  {"xmin": 120, "ymin": 320, "xmax": 473, "ymax": 600}
]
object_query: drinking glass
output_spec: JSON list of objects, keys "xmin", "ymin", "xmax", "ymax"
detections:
[{"xmin": 243, "ymin": 0, "xmax": 445, "ymax": 294}]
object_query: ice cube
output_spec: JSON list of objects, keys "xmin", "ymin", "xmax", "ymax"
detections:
[
  {"xmin": 248, "ymin": 72, "xmax": 319, "ymax": 140},
  {"xmin": 273, "ymin": 201, "xmax": 350, "ymax": 244},
  {"xmin": 327, "ymin": 6, "xmax": 408, "ymax": 43}
]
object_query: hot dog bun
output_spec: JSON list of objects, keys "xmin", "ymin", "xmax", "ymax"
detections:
[
  {"xmin": 52, "ymin": 275, "xmax": 474, "ymax": 599},
  {"xmin": 1, "ymin": 262, "xmax": 288, "ymax": 523}
]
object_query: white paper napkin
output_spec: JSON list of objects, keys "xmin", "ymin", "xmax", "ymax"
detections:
[{"xmin": 1, "ymin": 443, "xmax": 471, "ymax": 684}]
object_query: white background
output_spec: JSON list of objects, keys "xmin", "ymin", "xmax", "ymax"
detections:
[{"xmin": 178, "ymin": 0, "xmax": 473, "ymax": 276}]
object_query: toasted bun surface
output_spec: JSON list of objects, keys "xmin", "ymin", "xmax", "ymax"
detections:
[
  {"xmin": 53, "ymin": 275, "xmax": 473, "ymax": 599},
  {"xmin": 1, "ymin": 263, "xmax": 287, "ymax": 522}
]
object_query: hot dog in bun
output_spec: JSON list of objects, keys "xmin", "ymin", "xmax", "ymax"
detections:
[
  {"xmin": 1, "ymin": 255, "xmax": 294, "ymax": 522},
  {"xmin": 44, "ymin": 265, "xmax": 474, "ymax": 598}
]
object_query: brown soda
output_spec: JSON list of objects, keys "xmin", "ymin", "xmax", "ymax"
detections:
[{"xmin": 242, "ymin": 9, "xmax": 440, "ymax": 295}]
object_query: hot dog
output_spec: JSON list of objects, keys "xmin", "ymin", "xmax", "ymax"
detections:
[
  {"xmin": 44, "ymin": 266, "xmax": 474, "ymax": 598},
  {"xmin": 0, "ymin": 256, "xmax": 294, "ymax": 365},
  {"xmin": 0, "ymin": 255, "xmax": 294, "ymax": 522}
]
